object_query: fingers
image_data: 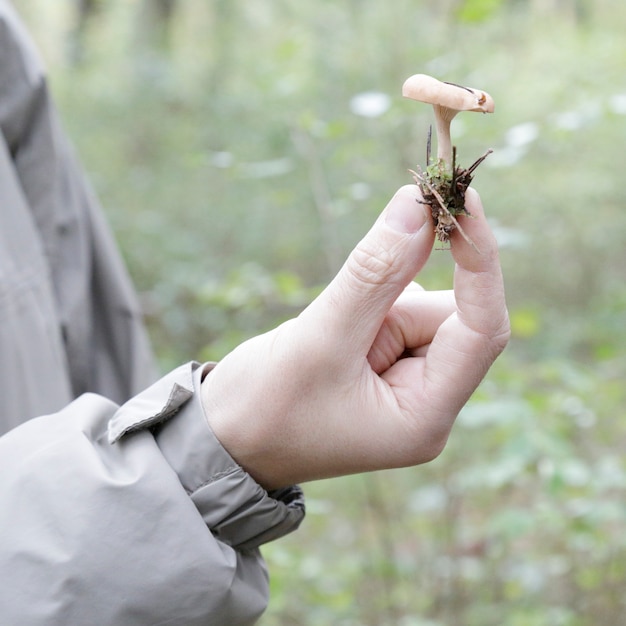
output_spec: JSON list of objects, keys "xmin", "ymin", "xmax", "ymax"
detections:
[
  {"xmin": 300, "ymin": 185, "xmax": 436, "ymax": 357},
  {"xmin": 451, "ymin": 188, "xmax": 510, "ymax": 342},
  {"xmin": 421, "ymin": 188, "xmax": 510, "ymax": 419},
  {"xmin": 367, "ymin": 289, "xmax": 455, "ymax": 374}
]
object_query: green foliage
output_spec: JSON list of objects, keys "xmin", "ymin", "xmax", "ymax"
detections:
[
  {"xmin": 456, "ymin": 0, "xmax": 505, "ymax": 23},
  {"xmin": 14, "ymin": 0, "xmax": 626, "ymax": 623},
  {"xmin": 425, "ymin": 159, "xmax": 452, "ymax": 184}
]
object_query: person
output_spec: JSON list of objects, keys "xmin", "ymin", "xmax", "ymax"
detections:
[
  {"xmin": 0, "ymin": 185, "xmax": 509, "ymax": 625},
  {"xmin": 0, "ymin": 3, "xmax": 510, "ymax": 626},
  {"xmin": 0, "ymin": 0, "xmax": 156, "ymax": 436}
]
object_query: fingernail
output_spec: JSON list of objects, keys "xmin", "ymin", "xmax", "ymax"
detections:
[{"xmin": 384, "ymin": 190, "xmax": 427, "ymax": 234}]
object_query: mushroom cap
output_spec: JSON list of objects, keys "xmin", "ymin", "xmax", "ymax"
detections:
[{"xmin": 402, "ymin": 74, "xmax": 495, "ymax": 114}]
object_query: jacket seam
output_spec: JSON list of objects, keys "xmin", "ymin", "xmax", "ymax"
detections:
[{"xmin": 187, "ymin": 465, "xmax": 241, "ymax": 495}]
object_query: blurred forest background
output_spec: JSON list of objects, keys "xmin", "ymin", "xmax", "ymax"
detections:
[{"xmin": 13, "ymin": 0, "xmax": 626, "ymax": 624}]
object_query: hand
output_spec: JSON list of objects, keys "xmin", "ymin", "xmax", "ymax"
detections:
[{"xmin": 201, "ymin": 185, "xmax": 510, "ymax": 490}]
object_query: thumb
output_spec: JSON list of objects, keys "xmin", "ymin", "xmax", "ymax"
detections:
[{"xmin": 302, "ymin": 185, "xmax": 435, "ymax": 354}]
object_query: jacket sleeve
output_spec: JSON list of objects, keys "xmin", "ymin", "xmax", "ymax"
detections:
[
  {"xmin": 0, "ymin": 361, "xmax": 305, "ymax": 626},
  {"xmin": 0, "ymin": 0, "xmax": 157, "ymax": 425}
]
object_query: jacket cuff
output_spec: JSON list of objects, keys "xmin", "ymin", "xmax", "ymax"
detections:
[{"xmin": 108, "ymin": 361, "xmax": 305, "ymax": 550}]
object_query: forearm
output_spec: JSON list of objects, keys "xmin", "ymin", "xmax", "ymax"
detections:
[{"xmin": 0, "ymin": 362, "xmax": 304, "ymax": 625}]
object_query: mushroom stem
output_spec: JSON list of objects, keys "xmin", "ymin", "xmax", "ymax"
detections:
[{"xmin": 433, "ymin": 104, "xmax": 456, "ymax": 167}]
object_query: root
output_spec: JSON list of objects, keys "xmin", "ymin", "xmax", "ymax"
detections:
[
  {"xmin": 410, "ymin": 146, "xmax": 492, "ymax": 252},
  {"xmin": 411, "ymin": 168, "xmax": 479, "ymax": 253}
]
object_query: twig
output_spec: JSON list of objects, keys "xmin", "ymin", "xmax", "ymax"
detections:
[{"xmin": 410, "ymin": 167, "xmax": 480, "ymax": 254}]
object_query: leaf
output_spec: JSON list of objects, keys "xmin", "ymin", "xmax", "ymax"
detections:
[
  {"xmin": 509, "ymin": 307, "xmax": 542, "ymax": 339},
  {"xmin": 456, "ymin": 0, "xmax": 504, "ymax": 23}
]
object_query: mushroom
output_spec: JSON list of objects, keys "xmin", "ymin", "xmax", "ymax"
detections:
[{"xmin": 402, "ymin": 74, "xmax": 494, "ymax": 168}]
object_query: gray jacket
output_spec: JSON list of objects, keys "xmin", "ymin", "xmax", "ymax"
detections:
[
  {"xmin": 0, "ymin": 3, "xmax": 305, "ymax": 623},
  {"xmin": 0, "ymin": 361, "xmax": 306, "ymax": 624},
  {"xmin": 0, "ymin": 0, "xmax": 155, "ymax": 435}
]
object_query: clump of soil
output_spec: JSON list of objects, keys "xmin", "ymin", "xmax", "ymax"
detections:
[{"xmin": 410, "ymin": 134, "xmax": 492, "ymax": 250}]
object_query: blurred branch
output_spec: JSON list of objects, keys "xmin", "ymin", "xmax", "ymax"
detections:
[
  {"xmin": 67, "ymin": 0, "xmax": 101, "ymax": 66},
  {"xmin": 135, "ymin": 0, "xmax": 177, "ymax": 54},
  {"xmin": 291, "ymin": 126, "xmax": 343, "ymax": 277},
  {"xmin": 362, "ymin": 473, "xmax": 406, "ymax": 624}
]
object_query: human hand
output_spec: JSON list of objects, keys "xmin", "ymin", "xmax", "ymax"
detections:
[{"xmin": 201, "ymin": 185, "xmax": 510, "ymax": 490}]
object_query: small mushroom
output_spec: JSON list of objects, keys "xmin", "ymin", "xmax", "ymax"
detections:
[{"xmin": 402, "ymin": 74, "xmax": 494, "ymax": 168}]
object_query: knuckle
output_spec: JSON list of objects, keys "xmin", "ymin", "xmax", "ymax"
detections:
[
  {"xmin": 488, "ymin": 310, "xmax": 512, "ymax": 356},
  {"xmin": 494, "ymin": 323, "xmax": 512, "ymax": 353},
  {"xmin": 346, "ymin": 238, "xmax": 397, "ymax": 289},
  {"xmin": 420, "ymin": 439, "xmax": 447, "ymax": 464}
]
